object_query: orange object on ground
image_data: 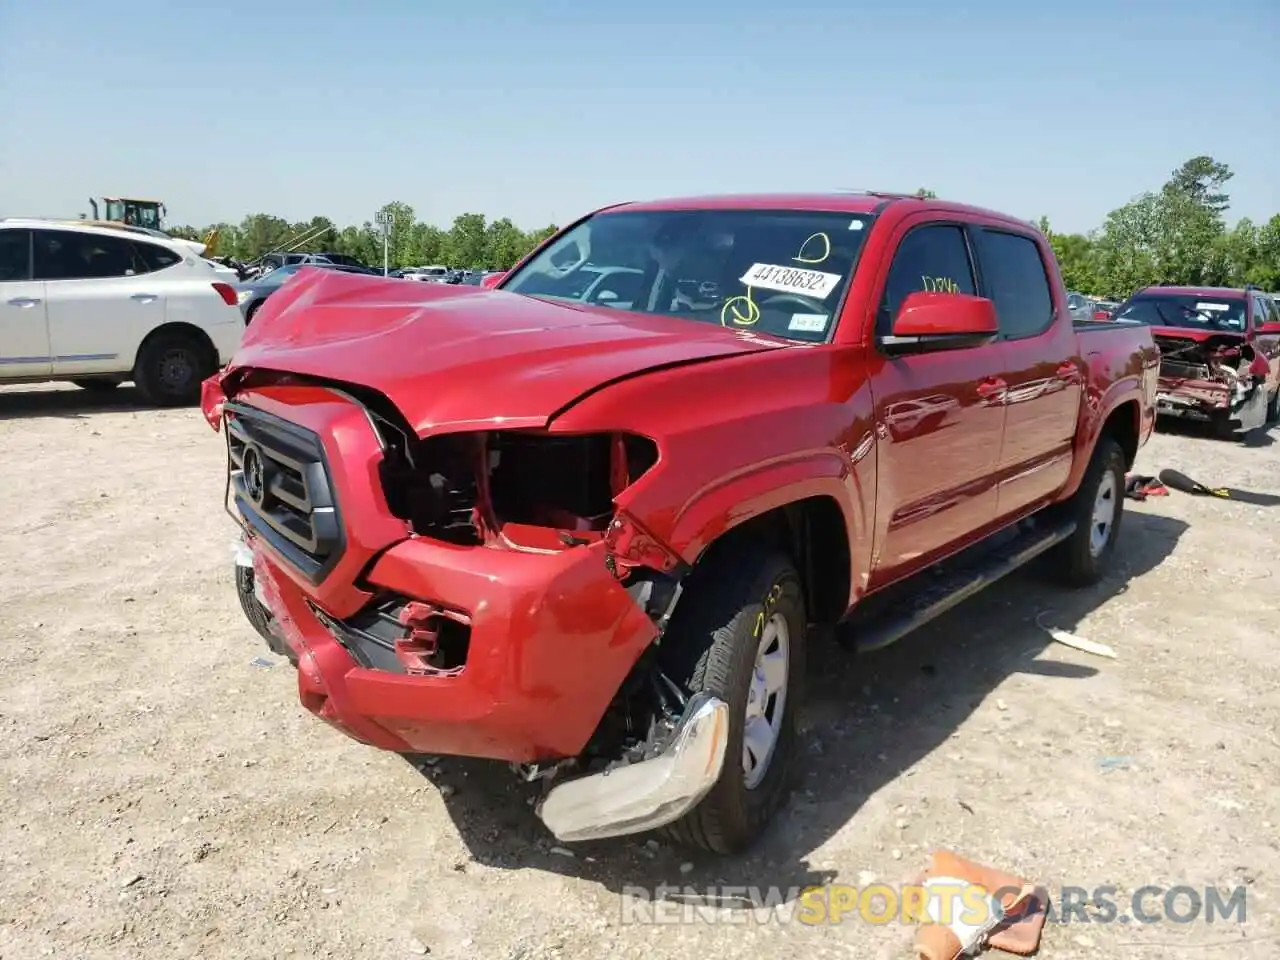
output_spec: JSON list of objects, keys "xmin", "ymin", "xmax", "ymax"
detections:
[{"xmin": 912, "ymin": 849, "xmax": 1049, "ymax": 959}]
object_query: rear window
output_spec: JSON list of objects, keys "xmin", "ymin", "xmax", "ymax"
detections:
[
  {"xmin": 1114, "ymin": 293, "xmax": 1246, "ymax": 332},
  {"xmin": 135, "ymin": 240, "xmax": 183, "ymax": 272}
]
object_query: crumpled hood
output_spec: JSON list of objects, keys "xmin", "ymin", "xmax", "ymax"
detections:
[{"xmin": 225, "ymin": 267, "xmax": 788, "ymax": 433}]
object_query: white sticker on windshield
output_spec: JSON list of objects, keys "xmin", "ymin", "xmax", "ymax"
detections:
[
  {"xmin": 1196, "ymin": 302, "xmax": 1230, "ymax": 312},
  {"xmin": 789, "ymin": 313, "xmax": 829, "ymax": 333},
  {"xmin": 740, "ymin": 263, "xmax": 842, "ymax": 300}
]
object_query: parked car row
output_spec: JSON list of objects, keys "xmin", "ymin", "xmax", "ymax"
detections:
[{"xmin": 1067, "ymin": 290, "xmax": 1120, "ymax": 321}]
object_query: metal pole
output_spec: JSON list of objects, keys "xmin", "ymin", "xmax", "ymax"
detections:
[{"xmin": 383, "ymin": 231, "xmax": 389, "ymax": 277}]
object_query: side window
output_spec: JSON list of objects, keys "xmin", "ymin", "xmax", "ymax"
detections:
[
  {"xmin": 0, "ymin": 230, "xmax": 31, "ymax": 282},
  {"xmin": 1269, "ymin": 298, "xmax": 1280, "ymax": 326},
  {"xmin": 879, "ymin": 225, "xmax": 977, "ymax": 335},
  {"xmin": 134, "ymin": 241, "xmax": 182, "ymax": 273},
  {"xmin": 33, "ymin": 231, "xmax": 151, "ymax": 281},
  {"xmin": 1252, "ymin": 296, "xmax": 1275, "ymax": 329},
  {"xmin": 977, "ymin": 230, "xmax": 1054, "ymax": 338}
]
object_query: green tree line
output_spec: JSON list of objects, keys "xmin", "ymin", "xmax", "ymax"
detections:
[
  {"xmin": 1035, "ymin": 156, "xmax": 1279, "ymax": 298},
  {"xmin": 167, "ymin": 201, "xmax": 560, "ymax": 272},
  {"xmin": 169, "ymin": 156, "xmax": 1278, "ymax": 293}
]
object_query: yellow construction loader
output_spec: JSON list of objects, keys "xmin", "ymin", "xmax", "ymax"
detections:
[{"xmin": 83, "ymin": 197, "xmax": 220, "ymax": 256}]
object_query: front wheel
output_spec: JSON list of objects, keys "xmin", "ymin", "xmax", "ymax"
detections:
[
  {"xmin": 1047, "ymin": 435, "xmax": 1126, "ymax": 587},
  {"xmin": 658, "ymin": 545, "xmax": 807, "ymax": 854}
]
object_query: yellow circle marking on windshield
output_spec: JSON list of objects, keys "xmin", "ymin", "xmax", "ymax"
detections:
[
  {"xmin": 721, "ymin": 286, "xmax": 761, "ymax": 326},
  {"xmin": 794, "ymin": 232, "xmax": 831, "ymax": 264}
]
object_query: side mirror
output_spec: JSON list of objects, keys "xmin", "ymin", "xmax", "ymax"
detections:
[
  {"xmin": 480, "ymin": 272, "xmax": 505, "ymax": 290},
  {"xmin": 879, "ymin": 292, "xmax": 999, "ymax": 355}
]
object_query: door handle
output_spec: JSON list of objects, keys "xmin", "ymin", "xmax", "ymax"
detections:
[
  {"xmin": 130, "ymin": 293, "xmax": 158, "ymax": 302},
  {"xmin": 976, "ymin": 377, "xmax": 1007, "ymax": 398},
  {"xmin": 6, "ymin": 297, "xmax": 41, "ymax": 308}
]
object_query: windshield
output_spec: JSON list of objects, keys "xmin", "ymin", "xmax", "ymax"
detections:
[
  {"xmin": 1115, "ymin": 294, "xmax": 1246, "ymax": 331},
  {"xmin": 500, "ymin": 208, "xmax": 872, "ymax": 343}
]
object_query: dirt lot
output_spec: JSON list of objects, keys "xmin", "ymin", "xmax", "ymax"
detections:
[{"xmin": 0, "ymin": 383, "xmax": 1277, "ymax": 960}]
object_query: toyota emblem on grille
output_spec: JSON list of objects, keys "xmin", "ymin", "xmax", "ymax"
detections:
[{"xmin": 242, "ymin": 443, "xmax": 267, "ymax": 505}]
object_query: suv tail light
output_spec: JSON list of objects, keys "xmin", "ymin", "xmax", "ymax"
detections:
[{"xmin": 212, "ymin": 282, "xmax": 237, "ymax": 306}]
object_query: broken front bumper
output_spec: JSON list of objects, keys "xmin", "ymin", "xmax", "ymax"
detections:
[
  {"xmin": 537, "ymin": 694, "xmax": 729, "ymax": 842},
  {"xmin": 1155, "ymin": 375, "xmax": 1266, "ymax": 430},
  {"xmin": 247, "ymin": 531, "xmax": 662, "ymax": 765}
]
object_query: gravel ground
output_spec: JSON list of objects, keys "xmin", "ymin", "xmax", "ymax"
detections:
[{"xmin": 0, "ymin": 383, "xmax": 1276, "ymax": 960}]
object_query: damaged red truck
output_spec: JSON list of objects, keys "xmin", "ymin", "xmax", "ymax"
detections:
[
  {"xmin": 201, "ymin": 192, "xmax": 1158, "ymax": 854},
  {"xmin": 1110, "ymin": 285, "xmax": 1280, "ymax": 436}
]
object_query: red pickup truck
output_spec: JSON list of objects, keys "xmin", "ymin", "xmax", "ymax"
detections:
[
  {"xmin": 201, "ymin": 191, "xmax": 1158, "ymax": 854},
  {"xmin": 1110, "ymin": 285, "xmax": 1280, "ymax": 435}
]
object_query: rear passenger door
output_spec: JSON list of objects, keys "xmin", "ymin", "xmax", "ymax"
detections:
[
  {"xmin": 972, "ymin": 226, "xmax": 1082, "ymax": 517},
  {"xmin": 0, "ymin": 228, "xmax": 51, "ymax": 378},
  {"xmin": 35, "ymin": 229, "xmax": 169, "ymax": 376}
]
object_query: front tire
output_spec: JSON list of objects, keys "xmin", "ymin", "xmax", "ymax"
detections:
[
  {"xmin": 659, "ymin": 545, "xmax": 806, "ymax": 854},
  {"xmin": 1048, "ymin": 435, "xmax": 1126, "ymax": 587},
  {"xmin": 235, "ymin": 565, "xmax": 295, "ymax": 664},
  {"xmin": 133, "ymin": 334, "xmax": 211, "ymax": 407}
]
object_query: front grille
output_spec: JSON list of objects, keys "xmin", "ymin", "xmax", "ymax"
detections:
[{"xmin": 225, "ymin": 402, "xmax": 344, "ymax": 583}]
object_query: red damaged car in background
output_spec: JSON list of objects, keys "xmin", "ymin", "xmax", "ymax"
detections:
[
  {"xmin": 1111, "ymin": 285, "xmax": 1280, "ymax": 436},
  {"xmin": 201, "ymin": 191, "xmax": 1158, "ymax": 854}
]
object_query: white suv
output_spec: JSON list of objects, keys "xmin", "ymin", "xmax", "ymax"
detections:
[{"xmin": 0, "ymin": 220, "xmax": 245, "ymax": 405}]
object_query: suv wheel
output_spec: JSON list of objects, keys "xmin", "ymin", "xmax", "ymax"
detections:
[{"xmin": 134, "ymin": 333, "xmax": 210, "ymax": 406}]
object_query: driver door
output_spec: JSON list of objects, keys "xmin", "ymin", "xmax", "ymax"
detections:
[{"xmin": 866, "ymin": 219, "xmax": 1006, "ymax": 589}]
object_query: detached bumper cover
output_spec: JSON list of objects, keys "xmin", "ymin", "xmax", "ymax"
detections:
[
  {"xmin": 250, "ymin": 533, "xmax": 660, "ymax": 764},
  {"xmin": 536, "ymin": 694, "xmax": 729, "ymax": 842}
]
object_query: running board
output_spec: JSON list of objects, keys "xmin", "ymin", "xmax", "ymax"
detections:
[{"xmin": 846, "ymin": 519, "xmax": 1077, "ymax": 654}]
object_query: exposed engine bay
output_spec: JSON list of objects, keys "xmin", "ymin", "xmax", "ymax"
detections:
[
  {"xmin": 376, "ymin": 421, "xmax": 659, "ymax": 550},
  {"xmin": 370, "ymin": 399, "xmax": 691, "ymax": 778},
  {"xmin": 1154, "ymin": 334, "xmax": 1261, "ymax": 420}
]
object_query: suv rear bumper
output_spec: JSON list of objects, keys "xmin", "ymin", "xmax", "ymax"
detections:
[{"xmin": 250, "ymin": 531, "xmax": 660, "ymax": 764}]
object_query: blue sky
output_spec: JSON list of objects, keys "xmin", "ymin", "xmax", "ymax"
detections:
[{"xmin": 1, "ymin": 0, "xmax": 1276, "ymax": 235}]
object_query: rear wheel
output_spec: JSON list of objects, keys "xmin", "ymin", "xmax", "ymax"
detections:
[
  {"xmin": 1047, "ymin": 435, "xmax": 1126, "ymax": 587},
  {"xmin": 658, "ymin": 545, "xmax": 806, "ymax": 854},
  {"xmin": 133, "ymin": 333, "xmax": 211, "ymax": 406}
]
